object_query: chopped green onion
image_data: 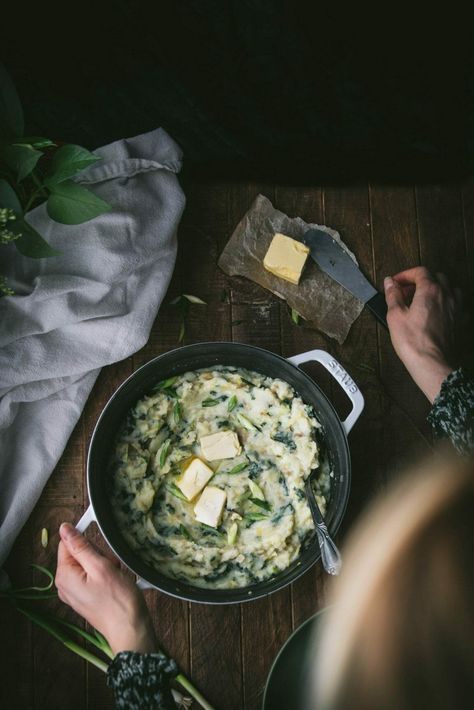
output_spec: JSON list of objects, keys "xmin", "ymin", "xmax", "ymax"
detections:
[
  {"xmin": 173, "ymin": 401, "xmax": 182, "ymax": 423},
  {"xmin": 244, "ymin": 512, "xmax": 269, "ymax": 522},
  {"xmin": 166, "ymin": 483, "xmax": 188, "ymax": 501},
  {"xmin": 250, "ymin": 497, "xmax": 272, "ymax": 511},
  {"xmin": 200, "ymin": 524, "xmax": 224, "ymax": 536},
  {"xmin": 183, "ymin": 294, "xmax": 207, "ymax": 304},
  {"xmin": 227, "ymin": 395, "xmax": 238, "ymax": 412},
  {"xmin": 225, "ymin": 462, "xmax": 248, "ymax": 475},
  {"xmin": 159, "ymin": 439, "xmax": 171, "ymax": 467},
  {"xmin": 227, "ymin": 522, "xmax": 238, "ymax": 545},
  {"xmin": 236, "ymin": 413, "xmax": 260, "ymax": 431},
  {"xmin": 41, "ymin": 528, "xmax": 48, "ymax": 548},
  {"xmin": 162, "ymin": 387, "xmax": 179, "ymax": 399},
  {"xmin": 157, "ymin": 376, "xmax": 178, "ymax": 389},
  {"xmin": 248, "ymin": 479, "xmax": 265, "ymax": 500},
  {"xmin": 179, "ymin": 524, "xmax": 193, "ymax": 540},
  {"xmin": 201, "ymin": 398, "xmax": 220, "ymax": 407},
  {"xmin": 291, "ymin": 307, "xmax": 301, "ymax": 325}
]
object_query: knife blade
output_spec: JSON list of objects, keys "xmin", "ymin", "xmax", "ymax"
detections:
[{"xmin": 301, "ymin": 228, "xmax": 388, "ymax": 329}]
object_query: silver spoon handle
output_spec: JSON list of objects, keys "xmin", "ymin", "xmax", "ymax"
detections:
[{"xmin": 315, "ymin": 520, "xmax": 342, "ymax": 576}]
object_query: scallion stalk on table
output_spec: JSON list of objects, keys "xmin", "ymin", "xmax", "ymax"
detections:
[{"xmin": 1, "ymin": 565, "xmax": 215, "ymax": 709}]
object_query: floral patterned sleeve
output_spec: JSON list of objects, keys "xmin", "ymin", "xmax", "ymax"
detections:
[
  {"xmin": 427, "ymin": 368, "xmax": 474, "ymax": 454},
  {"xmin": 107, "ymin": 651, "xmax": 178, "ymax": 710}
]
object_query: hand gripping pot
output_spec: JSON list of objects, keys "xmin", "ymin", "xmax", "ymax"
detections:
[{"xmin": 76, "ymin": 343, "xmax": 364, "ymax": 604}]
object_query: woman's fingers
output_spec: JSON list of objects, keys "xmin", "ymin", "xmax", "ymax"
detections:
[
  {"xmin": 384, "ymin": 276, "xmax": 406, "ymax": 311},
  {"xmin": 59, "ymin": 523, "xmax": 104, "ymax": 571},
  {"xmin": 392, "ymin": 266, "xmax": 435, "ymax": 286}
]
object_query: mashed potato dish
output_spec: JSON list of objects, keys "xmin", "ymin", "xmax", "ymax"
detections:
[{"xmin": 110, "ymin": 366, "xmax": 330, "ymax": 589}]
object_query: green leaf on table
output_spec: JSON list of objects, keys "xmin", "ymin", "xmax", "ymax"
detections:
[
  {"xmin": 46, "ymin": 180, "xmax": 111, "ymax": 224},
  {"xmin": 44, "ymin": 144, "xmax": 102, "ymax": 186},
  {"xmin": 13, "ymin": 219, "xmax": 61, "ymax": 258},
  {"xmin": 0, "ymin": 64, "xmax": 24, "ymax": 140},
  {"xmin": 0, "ymin": 178, "xmax": 22, "ymax": 214},
  {"xmin": 2, "ymin": 144, "xmax": 43, "ymax": 181}
]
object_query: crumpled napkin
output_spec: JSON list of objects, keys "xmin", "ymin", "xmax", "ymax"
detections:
[
  {"xmin": 0, "ymin": 128, "xmax": 185, "ymax": 566},
  {"xmin": 218, "ymin": 194, "xmax": 364, "ymax": 343}
]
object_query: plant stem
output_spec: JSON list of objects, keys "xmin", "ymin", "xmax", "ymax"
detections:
[
  {"xmin": 24, "ymin": 173, "xmax": 48, "ymax": 212},
  {"xmin": 15, "ymin": 600, "xmax": 215, "ymax": 709},
  {"xmin": 176, "ymin": 673, "xmax": 216, "ymax": 710},
  {"xmin": 54, "ymin": 617, "xmax": 114, "ymax": 659},
  {"xmin": 63, "ymin": 640, "xmax": 109, "ymax": 673},
  {"xmin": 24, "ymin": 188, "xmax": 43, "ymax": 213},
  {"xmin": 16, "ymin": 605, "xmax": 109, "ymax": 672}
]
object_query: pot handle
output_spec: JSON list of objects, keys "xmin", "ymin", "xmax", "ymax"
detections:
[
  {"xmin": 288, "ymin": 349, "xmax": 364, "ymax": 435},
  {"xmin": 75, "ymin": 505, "xmax": 97, "ymax": 533},
  {"xmin": 75, "ymin": 506, "xmax": 155, "ymax": 590}
]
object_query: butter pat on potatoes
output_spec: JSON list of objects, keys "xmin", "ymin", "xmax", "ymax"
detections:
[
  {"xmin": 194, "ymin": 486, "xmax": 227, "ymax": 527},
  {"xmin": 200, "ymin": 430, "xmax": 241, "ymax": 461},
  {"xmin": 263, "ymin": 232, "xmax": 309, "ymax": 285},
  {"xmin": 176, "ymin": 457, "xmax": 214, "ymax": 501}
]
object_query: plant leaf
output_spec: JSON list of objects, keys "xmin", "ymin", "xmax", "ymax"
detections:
[
  {"xmin": 47, "ymin": 180, "xmax": 111, "ymax": 224},
  {"xmin": 13, "ymin": 219, "xmax": 61, "ymax": 258},
  {"xmin": 44, "ymin": 144, "xmax": 102, "ymax": 186},
  {"xmin": 2, "ymin": 144, "xmax": 43, "ymax": 181},
  {"xmin": 0, "ymin": 64, "xmax": 24, "ymax": 140},
  {"xmin": 17, "ymin": 136, "xmax": 56, "ymax": 149},
  {"xmin": 0, "ymin": 178, "xmax": 22, "ymax": 213}
]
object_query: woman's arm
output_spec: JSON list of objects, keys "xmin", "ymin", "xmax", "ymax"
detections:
[
  {"xmin": 55, "ymin": 523, "xmax": 177, "ymax": 710},
  {"xmin": 384, "ymin": 267, "xmax": 473, "ymax": 452}
]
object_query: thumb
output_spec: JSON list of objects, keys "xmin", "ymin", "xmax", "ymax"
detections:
[
  {"xmin": 59, "ymin": 522, "xmax": 103, "ymax": 571},
  {"xmin": 384, "ymin": 276, "xmax": 405, "ymax": 311}
]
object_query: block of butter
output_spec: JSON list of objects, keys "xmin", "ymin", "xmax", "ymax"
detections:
[
  {"xmin": 194, "ymin": 486, "xmax": 227, "ymax": 528},
  {"xmin": 263, "ymin": 232, "xmax": 310, "ymax": 285},
  {"xmin": 200, "ymin": 430, "xmax": 241, "ymax": 461},
  {"xmin": 176, "ymin": 457, "xmax": 214, "ymax": 501}
]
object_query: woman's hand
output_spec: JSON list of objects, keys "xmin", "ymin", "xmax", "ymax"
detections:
[
  {"xmin": 384, "ymin": 267, "xmax": 462, "ymax": 403},
  {"xmin": 55, "ymin": 523, "xmax": 156, "ymax": 655}
]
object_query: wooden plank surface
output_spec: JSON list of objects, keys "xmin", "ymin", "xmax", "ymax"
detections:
[{"xmin": 2, "ymin": 177, "xmax": 471, "ymax": 710}]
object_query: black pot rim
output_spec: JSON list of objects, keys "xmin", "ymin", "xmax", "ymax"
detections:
[{"xmin": 86, "ymin": 342, "xmax": 352, "ymax": 604}]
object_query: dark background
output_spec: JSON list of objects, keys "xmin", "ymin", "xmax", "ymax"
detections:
[{"xmin": 3, "ymin": 1, "xmax": 472, "ymax": 182}]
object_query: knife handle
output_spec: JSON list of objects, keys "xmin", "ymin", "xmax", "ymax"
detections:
[{"xmin": 366, "ymin": 291, "xmax": 388, "ymax": 330}]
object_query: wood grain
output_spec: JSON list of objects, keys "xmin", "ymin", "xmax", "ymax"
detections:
[
  {"xmin": 369, "ymin": 185, "xmax": 433, "ymax": 476},
  {"xmin": 2, "ymin": 177, "xmax": 471, "ymax": 710}
]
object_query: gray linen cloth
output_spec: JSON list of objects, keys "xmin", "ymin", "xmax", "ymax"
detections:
[{"xmin": 0, "ymin": 128, "xmax": 185, "ymax": 566}]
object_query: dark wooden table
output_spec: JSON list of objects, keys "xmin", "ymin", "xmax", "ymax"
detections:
[{"xmin": 2, "ymin": 178, "xmax": 473, "ymax": 710}]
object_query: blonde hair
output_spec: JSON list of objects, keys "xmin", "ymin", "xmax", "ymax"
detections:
[{"xmin": 312, "ymin": 456, "xmax": 474, "ymax": 710}]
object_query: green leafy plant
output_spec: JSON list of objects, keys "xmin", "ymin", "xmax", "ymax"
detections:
[
  {"xmin": 0, "ymin": 65, "xmax": 111, "ymax": 295},
  {"xmin": 1, "ymin": 565, "xmax": 214, "ymax": 709}
]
